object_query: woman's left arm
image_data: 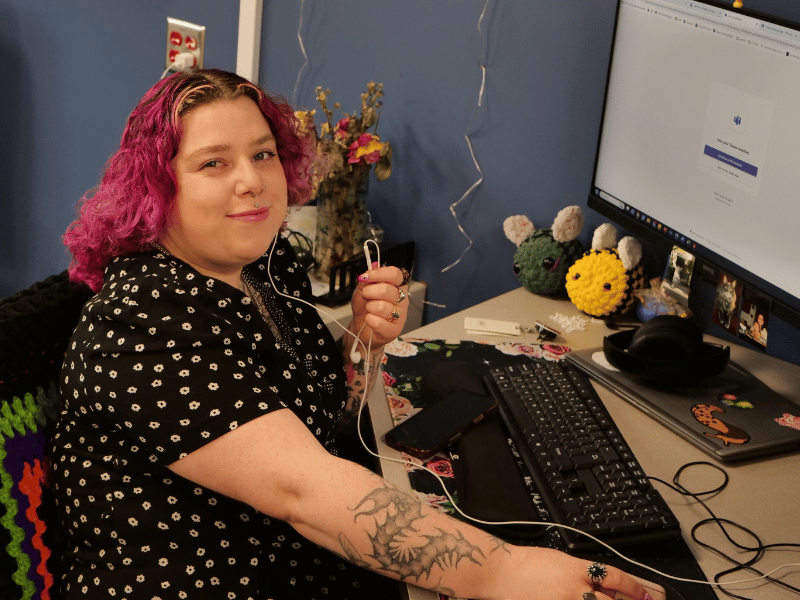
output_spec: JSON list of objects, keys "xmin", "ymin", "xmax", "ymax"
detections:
[{"xmin": 340, "ymin": 265, "xmax": 409, "ymax": 425}]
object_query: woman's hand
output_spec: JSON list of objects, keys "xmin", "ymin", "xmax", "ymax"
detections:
[
  {"xmin": 488, "ymin": 547, "xmax": 654, "ymax": 600},
  {"xmin": 349, "ymin": 263, "xmax": 409, "ymax": 353}
]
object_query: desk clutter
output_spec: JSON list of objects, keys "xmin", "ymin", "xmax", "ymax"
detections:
[{"xmin": 380, "ymin": 338, "xmax": 714, "ymax": 600}]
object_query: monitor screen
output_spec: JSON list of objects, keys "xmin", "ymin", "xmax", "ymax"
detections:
[{"xmin": 588, "ymin": 0, "xmax": 800, "ymax": 343}]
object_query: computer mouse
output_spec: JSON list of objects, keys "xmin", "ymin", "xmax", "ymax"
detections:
[{"xmin": 419, "ymin": 360, "xmax": 488, "ymax": 404}]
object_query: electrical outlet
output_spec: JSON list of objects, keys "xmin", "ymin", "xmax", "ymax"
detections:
[{"xmin": 166, "ymin": 17, "xmax": 205, "ymax": 71}]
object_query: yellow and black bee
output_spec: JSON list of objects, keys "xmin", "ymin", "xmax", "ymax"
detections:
[{"xmin": 565, "ymin": 224, "xmax": 646, "ymax": 318}]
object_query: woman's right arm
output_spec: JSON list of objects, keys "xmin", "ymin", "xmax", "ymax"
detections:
[{"xmin": 168, "ymin": 407, "xmax": 649, "ymax": 600}]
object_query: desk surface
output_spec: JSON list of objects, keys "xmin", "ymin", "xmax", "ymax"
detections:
[{"xmin": 367, "ymin": 288, "xmax": 800, "ymax": 600}]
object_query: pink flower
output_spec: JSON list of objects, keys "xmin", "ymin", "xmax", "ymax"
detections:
[
  {"xmin": 348, "ymin": 133, "xmax": 383, "ymax": 164},
  {"xmin": 382, "ymin": 371, "xmax": 397, "ymax": 387},
  {"xmin": 425, "ymin": 458, "xmax": 454, "ymax": 478},
  {"xmin": 542, "ymin": 344, "xmax": 569, "ymax": 356},
  {"xmin": 335, "ymin": 118, "xmax": 350, "ymax": 138}
]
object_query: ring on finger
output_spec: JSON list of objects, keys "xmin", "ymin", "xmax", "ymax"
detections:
[
  {"xmin": 582, "ymin": 593, "xmax": 597, "ymax": 600},
  {"xmin": 587, "ymin": 562, "xmax": 607, "ymax": 588},
  {"xmin": 388, "ymin": 304, "xmax": 401, "ymax": 323},
  {"xmin": 399, "ymin": 268, "xmax": 411, "ymax": 287},
  {"xmin": 396, "ymin": 287, "xmax": 406, "ymax": 303}
]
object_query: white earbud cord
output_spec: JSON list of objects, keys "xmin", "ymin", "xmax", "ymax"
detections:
[{"xmin": 264, "ymin": 237, "xmax": 798, "ymax": 592}]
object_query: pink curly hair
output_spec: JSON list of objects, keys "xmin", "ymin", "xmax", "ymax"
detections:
[{"xmin": 64, "ymin": 69, "xmax": 316, "ymax": 292}]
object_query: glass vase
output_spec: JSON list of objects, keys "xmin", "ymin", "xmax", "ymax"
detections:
[{"xmin": 313, "ymin": 173, "xmax": 370, "ymax": 282}]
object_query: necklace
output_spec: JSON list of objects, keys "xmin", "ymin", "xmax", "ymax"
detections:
[
  {"xmin": 150, "ymin": 241, "xmax": 171, "ymax": 256},
  {"xmin": 241, "ymin": 269, "xmax": 283, "ymax": 341}
]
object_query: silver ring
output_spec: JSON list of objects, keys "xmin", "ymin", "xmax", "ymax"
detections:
[
  {"xmin": 587, "ymin": 562, "xmax": 607, "ymax": 587},
  {"xmin": 582, "ymin": 593, "xmax": 596, "ymax": 600},
  {"xmin": 397, "ymin": 287, "xmax": 406, "ymax": 303}
]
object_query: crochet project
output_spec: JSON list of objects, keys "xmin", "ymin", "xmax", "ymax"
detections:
[{"xmin": 0, "ymin": 271, "xmax": 93, "ymax": 600}]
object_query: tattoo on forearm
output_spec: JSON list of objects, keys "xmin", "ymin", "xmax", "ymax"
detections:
[
  {"xmin": 338, "ymin": 533, "xmax": 370, "ymax": 569},
  {"xmin": 349, "ymin": 484, "xmax": 485, "ymax": 582},
  {"xmin": 489, "ymin": 535, "xmax": 512, "ymax": 555}
]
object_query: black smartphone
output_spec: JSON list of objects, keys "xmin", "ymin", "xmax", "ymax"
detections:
[{"xmin": 383, "ymin": 389, "xmax": 499, "ymax": 459}]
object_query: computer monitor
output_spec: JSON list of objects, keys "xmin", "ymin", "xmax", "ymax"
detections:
[{"xmin": 587, "ymin": 0, "xmax": 800, "ymax": 366}]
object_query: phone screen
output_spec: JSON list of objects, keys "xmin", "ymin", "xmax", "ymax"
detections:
[{"xmin": 384, "ymin": 390, "xmax": 498, "ymax": 458}]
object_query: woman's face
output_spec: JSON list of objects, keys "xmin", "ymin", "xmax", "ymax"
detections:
[{"xmin": 161, "ymin": 96, "xmax": 288, "ymax": 286}]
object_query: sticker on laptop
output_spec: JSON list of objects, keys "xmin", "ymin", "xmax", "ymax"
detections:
[
  {"xmin": 775, "ymin": 413, "xmax": 800, "ymax": 431},
  {"xmin": 717, "ymin": 393, "xmax": 754, "ymax": 409},
  {"xmin": 691, "ymin": 404, "xmax": 750, "ymax": 446}
]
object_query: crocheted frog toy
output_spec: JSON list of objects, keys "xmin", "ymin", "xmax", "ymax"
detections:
[
  {"xmin": 503, "ymin": 206, "xmax": 585, "ymax": 295},
  {"xmin": 565, "ymin": 223, "xmax": 646, "ymax": 317}
]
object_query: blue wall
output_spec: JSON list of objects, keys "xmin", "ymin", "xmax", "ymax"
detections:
[
  {"xmin": 3, "ymin": 0, "xmax": 799, "ymax": 362},
  {"xmin": 0, "ymin": 0, "xmax": 239, "ymax": 297}
]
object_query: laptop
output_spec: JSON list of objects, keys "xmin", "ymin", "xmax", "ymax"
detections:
[{"xmin": 566, "ymin": 347, "xmax": 800, "ymax": 462}]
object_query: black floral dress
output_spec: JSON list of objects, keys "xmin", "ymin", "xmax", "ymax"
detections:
[{"xmin": 51, "ymin": 237, "xmax": 397, "ymax": 599}]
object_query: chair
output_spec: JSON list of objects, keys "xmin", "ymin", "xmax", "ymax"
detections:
[{"xmin": 0, "ymin": 271, "xmax": 93, "ymax": 600}]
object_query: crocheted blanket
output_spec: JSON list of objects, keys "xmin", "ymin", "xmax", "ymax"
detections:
[{"xmin": 0, "ymin": 384, "xmax": 64, "ymax": 600}]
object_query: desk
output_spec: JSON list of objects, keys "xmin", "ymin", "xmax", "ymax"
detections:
[{"xmin": 367, "ymin": 288, "xmax": 800, "ymax": 600}]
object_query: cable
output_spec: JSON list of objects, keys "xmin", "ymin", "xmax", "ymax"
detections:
[
  {"xmin": 649, "ymin": 463, "xmax": 800, "ymax": 599},
  {"xmin": 440, "ymin": 0, "xmax": 492, "ymax": 274},
  {"xmin": 292, "ymin": 0, "xmax": 309, "ymax": 105},
  {"xmin": 262, "ymin": 235, "xmax": 800, "ymax": 595}
]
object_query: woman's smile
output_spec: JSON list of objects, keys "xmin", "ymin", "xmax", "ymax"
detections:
[{"xmin": 228, "ymin": 206, "xmax": 271, "ymax": 222}]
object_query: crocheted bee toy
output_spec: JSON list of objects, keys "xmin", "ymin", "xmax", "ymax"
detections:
[
  {"xmin": 503, "ymin": 206, "xmax": 585, "ymax": 295},
  {"xmin": 565, "ymin": 223, "xmax": 646, "ymax": 317}
]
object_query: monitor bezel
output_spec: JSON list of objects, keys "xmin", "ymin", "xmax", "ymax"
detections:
[{"xmin": 587, "ymin": 0, "xmax": 800, "ymax": 331}]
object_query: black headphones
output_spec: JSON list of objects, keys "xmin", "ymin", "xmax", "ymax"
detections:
[{"xmin": 603, "ymin": 315, "xmax": 730, "ymax": 384}]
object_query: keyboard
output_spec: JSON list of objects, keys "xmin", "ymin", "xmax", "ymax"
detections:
[{"xmin": 485, "ymin": 356, "xmax": 681, "ymax": 550}]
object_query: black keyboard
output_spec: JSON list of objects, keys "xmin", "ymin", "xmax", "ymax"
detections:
[{"xmin": 486, "ymin": 356, "xmax": 681, "ymax": 550}]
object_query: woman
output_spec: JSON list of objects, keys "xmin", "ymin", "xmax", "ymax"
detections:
[{"xmin": 54, "ymin": 69, "xmax": 652, "ymax": 600}]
